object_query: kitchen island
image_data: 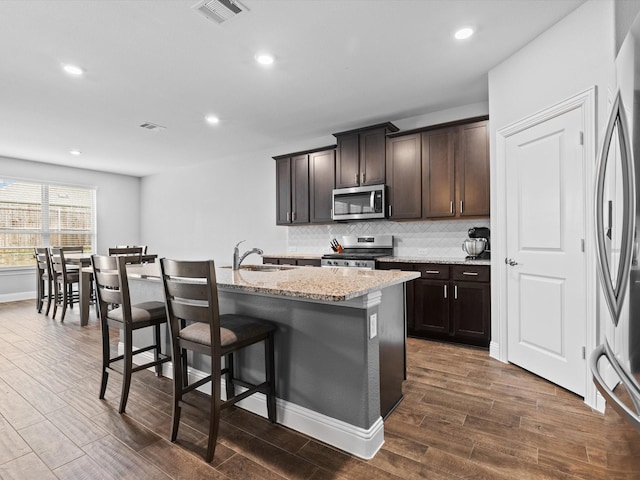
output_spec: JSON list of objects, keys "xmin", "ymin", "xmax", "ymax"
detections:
[{"xmin": 125, "ymin": 263, "xmax": 419, "ymax": 459}]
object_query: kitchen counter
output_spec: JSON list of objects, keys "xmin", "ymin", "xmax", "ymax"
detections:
[
  {"xmin": 377, "ymin": 256, "xmax": 491, "ymax": 266},
  {"xmin": 263, "ymin": 253, "xmax": 491, "ymax": 266},
  {"xmin": 262, "ymin": 253, "xmax": 323, "ymax": 260},
  {"xmin": 123, "ymin": 261, "xmax": 418, "ymax": 459},
  {"xmin": 126, "ymin": 262, "xmax": 418, "ymax": 302}
]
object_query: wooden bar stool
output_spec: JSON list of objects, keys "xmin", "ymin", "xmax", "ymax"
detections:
[
  {"xmin": 160, "ymin": 258, "xmax": 277, "ymax": 462},
  {"xmin": 92, "ymin": 254, "xmax": 171, "ymax": 413},
  {"xmin": 34, "ymin": 247, "xmax": 53, "ymax": 315},
  {"xmin": 50, "ymin": 247, "xmax": 80, "ymax": 321}
]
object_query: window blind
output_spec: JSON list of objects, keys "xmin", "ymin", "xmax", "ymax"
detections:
[{"xmin": 0, "ymin": 179, "xmax": 95, "ymax": 267}]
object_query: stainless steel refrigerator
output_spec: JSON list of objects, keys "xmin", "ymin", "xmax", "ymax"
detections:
[{"xmin": 591, "ymin": 10, "xmax": 640, "ymax": 430}]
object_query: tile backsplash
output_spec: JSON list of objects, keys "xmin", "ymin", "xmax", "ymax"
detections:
[{"xmin": 286, "ymin": 218, "xmax": 490, "ymax": 259}]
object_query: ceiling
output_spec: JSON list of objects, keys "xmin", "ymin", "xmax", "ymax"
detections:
[{"xmin": 0, "ymin": 0, "xmax": 584, "ymax": 177}]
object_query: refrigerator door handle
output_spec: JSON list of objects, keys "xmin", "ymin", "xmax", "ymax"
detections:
[
  {"xmin": 590, "ymin": 341, "xmax": 640, "ymax": 431},
  {"xmin": 595, "ymin": 91, "xmax": 636, "ymax": 326}
]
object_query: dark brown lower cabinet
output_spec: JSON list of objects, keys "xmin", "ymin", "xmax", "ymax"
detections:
[
  {"xmin": 262, "ymin": 257, "xmax": 321, "ymax": 267},
  {"xmin": 378, "ymin": 262, "xmax": 490, "ymax": 348}
]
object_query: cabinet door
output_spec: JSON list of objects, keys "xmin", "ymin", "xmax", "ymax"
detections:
[
  {"xmin": 297, "ymin": 258, "xmax": 321, "ymax": 267},
  {"xmin": 456, "ymin": 120, "xmax": 490, "ymax": 216},
  {"xmin": 360, "ymin": 128, "xmax": 387, "ymax": 185},
  {"xmin": 386, "ymin": 134, "xmax": 422, "ymax": 219},
  {"xmin": 335, "ymin": 134, "xmax": 360, "ymax": 188},
  {"xmin": 423, "ymin": 128, "xmax": 455, "ymax": 218},
  {"xmin": 275, "ymin": 158, "xmax": 292, "ymax": 225},
  {"xmin": 452, "ymin": 281, "xmax": 490, "ymax": 347},
  {"xmin": 309, "ymin": 149, "xmax": 335, "ymax": 223},
  {"xmin": 291, "ymin": 154, "xmax": 309, "ymax": 224},
  {"xmin": 413, "ymin": 279, "xmax": 450, "ymax": 335},
  {"xmin": 279, "ymin": 258, "xmax": 298, "ymax": 265}
]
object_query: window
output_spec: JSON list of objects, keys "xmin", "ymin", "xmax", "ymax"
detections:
[{"xmin": 0, "ymin": 179, "xmax": 95, "ymax": 267}]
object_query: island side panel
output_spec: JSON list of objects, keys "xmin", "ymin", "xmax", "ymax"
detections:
[
  {"xmin": 378, "ymin": 283, "xmax": 406, "ymax": 418},
  {"xmin": 218, "ymin": 289, "xmax": 381, "ymax": 430}
]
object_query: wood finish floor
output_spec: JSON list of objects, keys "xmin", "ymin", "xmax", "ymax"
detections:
[{"xmin": 0, "ymin": 299, "xmax": 639, "ymax": 479}]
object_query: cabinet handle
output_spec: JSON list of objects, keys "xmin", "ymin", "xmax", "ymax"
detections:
[
  {"xmin": 355, "ymin": 173, "xmax": 359, "ymax": 184},
  {"xmin": 444, "ymin": 284, "xmax": 448, "ymax": 299},
  {"xmin": 425, "ymin": 270, "xmax": 440, "ymax": 274},
  {"xmin": 450, "ymin": 201, "xmax": 454, "ymax": 214},
  {"xmin": 362, "ymin": 172, "xmax": 366, "ymax": 183},
  {"xmin": 462, "ymin": 272, "xmax": 479, "ymax": 276},
  {"xmin": 460, "ymin": 201, "xmax": 464, "ymax": 214},
  {"xmin": 388, "ymin": 205, "xmax": 392, "ymax": 217},
  {"xmin": 292, "ymin": 211, "xmax": 296, "ymax": 221},
  {"xmin": 287, "ymin": 212, "xmax": 291, "ymax": 222},
  {"xmin": 454, "ymin": 285, "xmax": 458, "ymax": 299}
]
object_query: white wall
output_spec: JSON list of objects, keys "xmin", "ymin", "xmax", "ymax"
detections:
[
  {"xmin": 488, "ymin": 0, "xmax": 615, "ymax": 358},
  {"xmin": 140, "ymin": 151, "xmax": 287, "ymax": 265},
  {"xmin": 0, "ymin": 156, "xmax": 141, "ymax": 301}
]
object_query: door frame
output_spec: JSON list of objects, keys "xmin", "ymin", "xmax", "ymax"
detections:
[{"xmin": 494, "ymin": 87, "xmax": 598, "ymax": 408}]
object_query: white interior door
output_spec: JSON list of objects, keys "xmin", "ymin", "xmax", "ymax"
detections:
[{"xmin": 505, "ymin": 107, "xmax": 586, "ymax": 396}]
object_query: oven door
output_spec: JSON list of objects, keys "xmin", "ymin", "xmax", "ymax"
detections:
[{"xmin": 332, "ymin": 185, "xmax": 385, "ymax": 221}]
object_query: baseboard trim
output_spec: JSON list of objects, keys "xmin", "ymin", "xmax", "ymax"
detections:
[
  {"xmin": 0, "ymin": 292, "xmax": 35, "ymax": 303},
  {"xmin": 119, "ymin": 344, "xmax": 385, "ymax": 459}
]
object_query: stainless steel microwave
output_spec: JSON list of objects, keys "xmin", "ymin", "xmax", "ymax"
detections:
[{"xmin": 331, "ymin": 184, "xmax": 386, "ymax": 221}]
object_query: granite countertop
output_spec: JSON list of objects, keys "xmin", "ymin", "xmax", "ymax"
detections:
[
  {"xmin": 377, "ymin": 256, "xmax": 491, "ymax": 266},
  {"xmin": 126, "ymin": 262, "xmax": 419, "ymax": 302},
  {"xmin": 263, "ymin": 253, "xmax": 491, "ymax": 266},
  {"xmin": 262, "ymin": 253, "xmax": 323, "ymax": 260}
]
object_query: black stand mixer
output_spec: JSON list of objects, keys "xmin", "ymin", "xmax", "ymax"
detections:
[{"xmin": 463, "ymin": 227, "xmax": 490, "ymax": 259}]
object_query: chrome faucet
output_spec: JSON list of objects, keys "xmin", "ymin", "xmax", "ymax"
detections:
[{"xmin": 233, "ymin": 240, "xmax": 264, "ymax": 270}]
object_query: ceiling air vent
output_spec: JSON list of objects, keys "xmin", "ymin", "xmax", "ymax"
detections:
[
  {"xmin": 192, "ymin": 0, "xmax": 249, "ymax": 24},
  {"xmin": 139, "ymin": 122, "xmax": 166, "ymax": 132}
]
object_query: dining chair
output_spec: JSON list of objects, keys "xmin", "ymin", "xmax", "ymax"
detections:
[
  {"xmin": 91, "ymin": 254, "xmax": 171, "ymax": 413},
  {"xmin": 50, "ymin": 247, "xmax": 80, "ymax": 321},
  {"xmin": 34, "ymin": 247, "xmax": 53, "ymax": 315},
  {"xmin": 108, "ymin": 246, "xmax": 143, "ymax": 264},
  {"xmin": 160, "ymin": 258, "xmax": 277, "ymax": 462},
  {"xmin": 116, "ymin": 245, "xmax": 148, "ymax": 255}
]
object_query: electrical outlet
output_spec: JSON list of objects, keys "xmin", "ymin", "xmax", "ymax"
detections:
[
  {"xmin": 369, "ymin": 313, "xmax": 377, "ymax": 339},
  {"xmin": 417, "ymin": 248, "xmax": 429, "ymax": 256}
]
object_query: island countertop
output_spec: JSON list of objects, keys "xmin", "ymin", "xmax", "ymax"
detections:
[{"xmin": 126, "ymin": 263, "xmax": 419, "ymax": 303}]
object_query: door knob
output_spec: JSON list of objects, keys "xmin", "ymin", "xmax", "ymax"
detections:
[{"xmin": 505, "ymin": 258, "xmax": 518, "ymax": 266}]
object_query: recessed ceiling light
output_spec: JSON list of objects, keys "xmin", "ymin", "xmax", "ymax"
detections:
[
  {"xmin": 62, "ymin": 64, "xmax": 84, "ymax": 76},
  {"xmin": 205, "ymin": 115, "xmax": 220, "ymax": 125},
  {"xmin": 454, "ymin": 27, "xmax": 474, "ymax": 40},
  {"xmin": 69, "ymin": 149, "xmax": 81, "ymax": 156},
  {"xmin": 255, "ymin": 53, "xmax": 274, "ymax": 66}
]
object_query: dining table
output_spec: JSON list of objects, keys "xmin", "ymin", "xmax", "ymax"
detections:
[{"xmin": 63, "ymin": 252, "xmax": 158, "ymax": 326}]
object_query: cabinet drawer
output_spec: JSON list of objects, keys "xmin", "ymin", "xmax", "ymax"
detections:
[
  {"xmin": 416, "ymin": 264, "xmax": 449, "ymax": 279},
  {"xmin": 452, "ymin": 265, "xmax": 490, "ymax": 282},
  {"xmin": 376, "ymin": 262, "xmax": 415, "ymax": 271}
]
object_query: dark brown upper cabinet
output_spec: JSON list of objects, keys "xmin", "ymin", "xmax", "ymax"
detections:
[
  {"xmin": 334, "ymin": 123, "xmax": 398, "ymax": 188},
  {"xmin": 422, "ymin": 127, "xmax": 456, "ymax": 218},
  {"xmin": 291, "ymin": 154, "xmax": 309, "ymax": 224},
  {"xmin": 274, "ymin": 146, "xmax": 335, "ymax": 225},
  {"xmin": 309, "ymin": 149, "xmax": 336, "ymax": 223},
  {"xmin": 275, "ymin": 157, "xmax": 292, "ymax": 225},
  {"xmin": 386, "ymin": 117, "xmax": 489, "ymax": 220},
  {"xmin": 386, "ymin": 133, "xmax": 422, "ymax": 220},
  {"xmin": 456, "ymin": 120, "xmax": 490, "ymax": 217}
]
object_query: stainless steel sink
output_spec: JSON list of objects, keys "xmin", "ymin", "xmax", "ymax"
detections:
[{"xmin": 221, "ymin": 265, "xmax": 295, "ymax": 272}]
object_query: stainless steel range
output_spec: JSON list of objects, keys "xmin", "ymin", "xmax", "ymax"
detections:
[{"xmin": 321, "ymin": 235, "xmax": 393, "ymax": 269}]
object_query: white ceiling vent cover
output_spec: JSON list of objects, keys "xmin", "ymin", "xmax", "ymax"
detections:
[{"xmin": 192, "ymin": 0, "xmax": 249, "ymax": 24}]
